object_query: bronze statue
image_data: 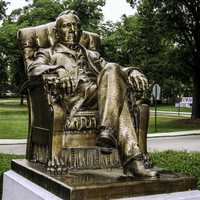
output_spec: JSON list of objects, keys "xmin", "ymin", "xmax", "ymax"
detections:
[
  {"xmin": 18, "ymin": 10, "xmax": 157, "ymax": 177},
  {"xmin": 26, "ymin": 10, "xmax": 156, "ymax": 177}
]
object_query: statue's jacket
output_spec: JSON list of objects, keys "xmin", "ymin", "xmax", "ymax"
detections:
[
  {"xmin": 28, "ymin": 42, "xmax": 138, "ymax": 116},
  {"xmin": 28, "ymin": 43, "xmax": 107, "ymax": 77},
  {"xmin": 28, "ymin": 42, "xmax": 137, "ymax": 78}
]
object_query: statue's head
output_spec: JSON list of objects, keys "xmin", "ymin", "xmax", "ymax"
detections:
[{"xmin": 55, "ymin": 10, "xmax": 82, "ymax": 46}]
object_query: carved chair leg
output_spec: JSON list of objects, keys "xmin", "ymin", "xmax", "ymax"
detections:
[
  {"xmin": 138, "ymin": 104, "xmax": 149, "ymax": 154},
  {"xmin": 137, "ymin": 104, "xmax": 152, "ymax": 168},
  {"xmin": 48, "ymin": 104, "xmax": 67, "ymax": 174}
]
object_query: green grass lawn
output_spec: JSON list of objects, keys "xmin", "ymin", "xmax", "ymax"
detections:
[
  {"xmin": 150, "ymin": 150, "xmax": 200, "ymax": 189},
  {"xmin": 150, "ymin": 104, "xmax": 192, "ymax": 112},
  {"xmin": 148, "ymin": 115, "xmax": 200, "ymax": 133},
  {"xmin": 0, "ymin": 98, "xmax": 28, "ymax": 139}
]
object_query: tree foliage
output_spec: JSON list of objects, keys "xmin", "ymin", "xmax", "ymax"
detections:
[
  {"xmin": 102, "ymin": 2, "xmax": 192, "ymax": 103},
  {"xmin": 0, "ymin": 0, "xmax": 8, "ymax": 20},
  {"xmin": 0, "ymin": 0, "xmax": 9, "ymax": 88}
]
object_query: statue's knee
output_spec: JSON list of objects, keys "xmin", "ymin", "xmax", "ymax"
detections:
[{"xmin": 105, "ymin": 63, "xmax": 121, "ymax": 73}]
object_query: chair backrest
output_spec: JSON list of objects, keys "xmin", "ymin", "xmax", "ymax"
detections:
[{"xmin": 17, "ymin": 21, "xmax": 101, "ymax": 74}]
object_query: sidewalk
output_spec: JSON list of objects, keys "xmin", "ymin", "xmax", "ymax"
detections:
[{"xmin": 0, "ymin": 129, "xmax": 200, "ymax": 145}]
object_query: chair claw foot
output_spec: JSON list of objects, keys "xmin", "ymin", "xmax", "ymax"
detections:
[{"xmin": 46, "ymin": 156, "xmax": 68, "ymax": 175}]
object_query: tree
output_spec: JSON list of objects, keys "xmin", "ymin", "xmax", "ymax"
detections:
[
  {"xmin": 0, "ymin": 0, "xmax": 8, "ymax": 20},
  {"xmin": 127, "ymin": 0, "xmax": 200, "ymax": 118},
  {"xmin": 0, "ymin": 0, "xmax": 9, "ymax": 94},
  {"xmin": 0, "ymin": 51, "xmax": 8, "ymax": 85}
]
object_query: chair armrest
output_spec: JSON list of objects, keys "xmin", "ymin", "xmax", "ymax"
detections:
[{"xmin": 20, "ymin": 74, "xmax": 62, "ymax": 104}]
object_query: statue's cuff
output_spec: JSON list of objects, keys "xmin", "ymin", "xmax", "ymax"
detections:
[{"xmin": 123, "ymin": 153, "xmax": 144, "ymax": 168}]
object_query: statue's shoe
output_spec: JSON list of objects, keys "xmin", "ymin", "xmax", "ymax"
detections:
[
  {"xmin": 124, "ymin": 160, "xmax": 159, "ymax": 177},
  {"xmin": 96, "ymin": 128, "xmax": 117, "ymax": 154}
]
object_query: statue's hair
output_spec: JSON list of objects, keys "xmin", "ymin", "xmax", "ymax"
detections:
[
  {"xmin": 58, "ymin": 10, "xmax": 78, "ymax": 17},
  {"xmin": 56, "ymin": 10, "xmax": 81, "ymax": 29}
]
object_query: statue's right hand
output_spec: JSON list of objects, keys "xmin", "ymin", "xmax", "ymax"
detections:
[
  {"xmin": 56, "ymin": 68, "xmax": 70, "ymax": 91},
  {"xmin": 128, "ymin": 70, "xmax": 148, "ymax": 92},
  {"xmin": 57, "ymin": 75, "xmax": 76, "ymax": 94}
]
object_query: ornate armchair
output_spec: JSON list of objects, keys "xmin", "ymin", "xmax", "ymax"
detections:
[{"xmin": 18, "ymin": 21, "xmax": 150, "ymax": 172}]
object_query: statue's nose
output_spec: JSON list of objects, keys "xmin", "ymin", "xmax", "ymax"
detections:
[{"xmin": 71, "ymin": 25, "xmax": 75, "ymax": 32}]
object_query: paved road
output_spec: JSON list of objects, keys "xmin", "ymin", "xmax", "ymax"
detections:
[
  {"xmin": 0, "ymin": 144, "xmax": 26, "ymax": 155},
  {"xmin": 0, "ymin": 134, "xmax": 200, "ymax": 155},
  {"xmin": 147, "ymin": 135, "xmax": 200, "ymax": 152}
]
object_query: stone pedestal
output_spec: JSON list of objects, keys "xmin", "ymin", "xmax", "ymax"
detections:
[
  {"xmin": 2, "ymin": 170, "xmax": 62, "ymax": 200},
  {"xmin": 6, "ymin": 159, "xmax": 196, "ymax": 200}
]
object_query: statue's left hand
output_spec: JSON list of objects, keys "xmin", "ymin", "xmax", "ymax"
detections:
[{"xmin": 128, "ymin": 70, "xmax": 148, "ymax": 91}]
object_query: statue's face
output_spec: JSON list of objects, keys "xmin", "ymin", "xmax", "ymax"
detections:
[{"xmin": 56, "ymin": 14, "xmax": 81, "ymax": 45}]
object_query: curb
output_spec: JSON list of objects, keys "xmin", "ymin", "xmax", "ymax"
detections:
[
  {"xmin": 148, "ymin": 130, "xmax": 200, "ymax": 138},
  {"xmin": 0, "ymin": 139, "xmax": 27, "ymax": 145}
]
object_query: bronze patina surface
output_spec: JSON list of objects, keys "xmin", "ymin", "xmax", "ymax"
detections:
[{"xmin": 12, "ymin": 159, "xmax": 196, "ymax": 200}]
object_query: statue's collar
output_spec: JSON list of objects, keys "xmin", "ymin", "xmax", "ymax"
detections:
[
  {"xmin": 54, "ymin": 43, "xmax": 81, "ymax": 56},
  {"xmin": 53, "ymin": 43, "xmax": 99, "ymax": 74}
]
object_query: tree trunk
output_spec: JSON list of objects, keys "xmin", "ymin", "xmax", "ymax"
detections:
[
  {"xmin": 20, "ymin": 95, "xmax": 24, "ymax": 105},
  {"xmin": 192, "ymin": 58, "xmax": 200, "ymax": 119}
]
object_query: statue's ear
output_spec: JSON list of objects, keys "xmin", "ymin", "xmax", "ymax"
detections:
[
  {"xmin": 53, "ymin": 27, "xmax": 59, "ymax": 40},
  {"xmin": 52, "ymin": 27, "xmax": 57, "ymax": 34},
  {"xmin": 78, "ymin": 29, "xmax": 83, "ymax": 42}
]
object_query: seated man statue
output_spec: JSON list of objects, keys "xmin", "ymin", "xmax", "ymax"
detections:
[{"xmin": 28, "ymin": 10, "xmax": 157, "ymax": 177}]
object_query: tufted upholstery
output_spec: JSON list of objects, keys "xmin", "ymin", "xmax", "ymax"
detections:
[{"xmin": 17, "ymin": 21, "xmax": 101, "ymax": 73}]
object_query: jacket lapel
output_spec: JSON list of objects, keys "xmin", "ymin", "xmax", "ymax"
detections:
[
  {"xmin": 54, "ymin": 43, "xmax": 77, "ymax": 58},
  {"xmin": 53, "ymin": 43, "xmax": 100, "ymax": 75},
  {"xmin": 79, "ymin": 44, "xmax": 100, "ymax": 75}
]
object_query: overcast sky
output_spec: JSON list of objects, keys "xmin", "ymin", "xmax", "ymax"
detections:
[{"xmin": 6, "ymin": 0, "xmax": 134, "ymax": 22}]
